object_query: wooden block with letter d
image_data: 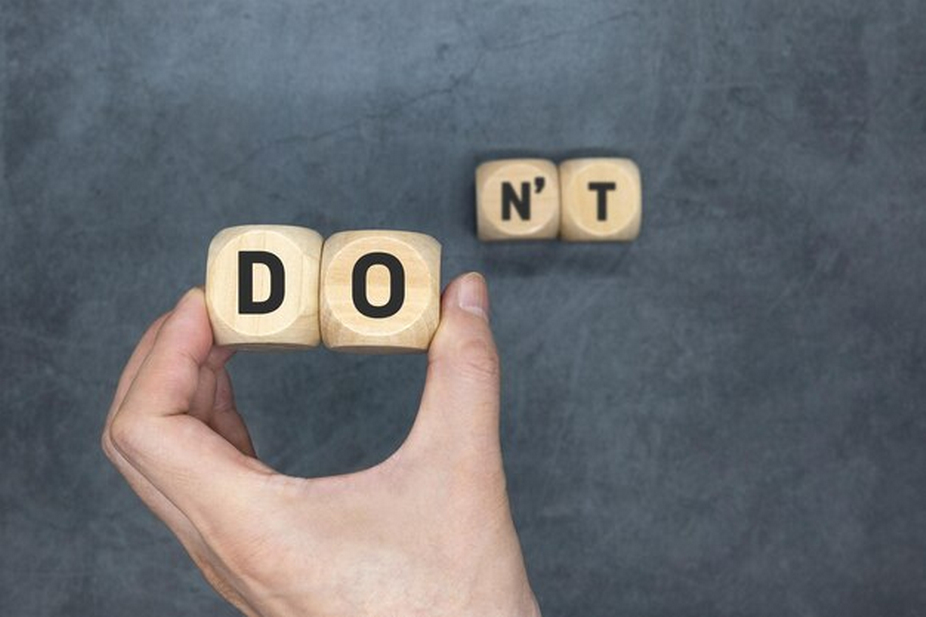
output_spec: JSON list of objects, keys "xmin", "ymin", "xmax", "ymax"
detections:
[
  {"xmin": 205, "ymin": 225, "xmax": 323, "ymax": 348},
  {"xmin": 476, "ymin": 159, "xmax": 560, "ymax": 241},
  {"xmin": 559, "ymin": 158, "xmax": 642, "ymax": 241},
  {"xmin": 320, "ymin": 230, "xmax": 441, "ymax": 353}
]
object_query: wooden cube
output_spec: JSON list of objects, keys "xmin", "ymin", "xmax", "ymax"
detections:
[
  {"xmin": 476, "ymin": 159, "xmax": 560, "ymax": 241},
  {"xmin": 559, "ymin": 158, "xmax": 642, "ymax": 241},
  {"xmin": 205, "ymin": 225, "xmax": 323, "ymax": 349},
  {"xmin": 320, "ymin": 230, "xmax": 441, "ymax": 353}
]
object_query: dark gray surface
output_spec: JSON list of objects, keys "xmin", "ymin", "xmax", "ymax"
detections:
[{"xmin": 2, "ymin": 1, "xmax": 926, "ymax": 615}]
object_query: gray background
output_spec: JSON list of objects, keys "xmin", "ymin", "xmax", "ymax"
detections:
[{"xmin": 2, "ymin": 0, "xmax": 925, "ymax": 615}]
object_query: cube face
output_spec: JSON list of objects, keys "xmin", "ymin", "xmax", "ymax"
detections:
[
  {"xmin": 476, "ymin": 159, "xmax": 560, "ymax": 241},
  {"xmin": 206, "ymin": 225, "xmax": 323, "ymax": 349},
  {"xmin": 320, "ymin": 230, "xmax": 441, "ymax": 354},
  {"xmin": 560, "ymin": 158, "xmax": 642, "ymax": 241}
]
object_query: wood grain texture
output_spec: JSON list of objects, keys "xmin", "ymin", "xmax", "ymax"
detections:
[
  {"xmin": 476, "ymin": 159, "xmax": 560, "ymax": 241},
  {"xmin": 320, "ymin": 230, "xmax": 441, "ymax": 353},
  {"xmin": 559, "ymin": 158, "xmax": 642, "ymax": 242},
  {"xmin": 205, "ymin": 225, "xmax": 323, "ymax": 348}
]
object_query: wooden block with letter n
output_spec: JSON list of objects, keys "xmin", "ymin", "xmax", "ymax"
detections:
[
  {"xmin": 205, "ymin": 225, "xmax": 324, "ymax": 348},
  {"xmin": 320, "ymin": 230, "xmax": 441, "ymax": 353},
  {"xmin": 476, "ymin": 158, "xmax": 560, "ymax": 241},
  {"xmin": 559, "ymin": 158, "xmax": 642, "ymax": 241}
]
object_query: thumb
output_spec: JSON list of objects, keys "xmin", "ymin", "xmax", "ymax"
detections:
[{"xmin": 405, "ymin": 272, "xmax": 502, "ymax": 461}]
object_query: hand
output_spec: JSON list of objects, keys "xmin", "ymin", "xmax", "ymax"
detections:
[{"xmin": 101, "ymin": 273, "xmax": 541, "ymax": 617}]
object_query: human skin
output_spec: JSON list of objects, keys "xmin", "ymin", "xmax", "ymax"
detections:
[{"xmin": 101, "ymin": 273, "xmax": 542, "ymax": 617}]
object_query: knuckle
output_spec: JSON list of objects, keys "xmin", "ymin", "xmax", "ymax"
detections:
[
  {"xmin": 100, "ymin": 429, "xmax": 116, "ymax": 462},
  {"xmin": 108, "ymin": 414, "xmax": 144, "ymax": 458}
]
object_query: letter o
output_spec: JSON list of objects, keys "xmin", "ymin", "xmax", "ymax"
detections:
[{"xmin": 351, "ymin": 252, "xmax": 405, "ymax": 318}]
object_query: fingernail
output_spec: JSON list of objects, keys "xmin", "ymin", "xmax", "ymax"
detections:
[
  {"xmin": 176, "ymin": 287, "xmax": 200, "ymax": 309},
  {"xmin": 457, "ymin": 272, "xmax": 489, "ymax": 321}
]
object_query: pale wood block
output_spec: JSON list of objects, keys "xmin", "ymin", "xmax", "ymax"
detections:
[
  {"xmin": 560, "ymin": 158, "xmax": 642, "ymax": 242},
  {"xmin": 476, "ymin": 159, "xmax": 560, "ymax": 241},
  {"xmin": 320, "ymin": 230, "xmax": 441, "ymax": 354},
  {"xmin": 206, "ymin": 225, "xmax": 323, "ymax": 349}
]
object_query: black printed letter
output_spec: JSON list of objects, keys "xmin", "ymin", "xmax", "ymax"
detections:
[
  {"xmin": 352, "ymin": 253, "xmax": 405, "ymax": 318},
  {"xmin": 502, "ymin": 182, "xmax": 532, "ymax": 221},
  {"xmin": 588, "ymin": 182, "xmax": 617, "ymax": 221},
  {"xmin": 238, "ymin": 251, "xmax": 285, "ymax": 314}
]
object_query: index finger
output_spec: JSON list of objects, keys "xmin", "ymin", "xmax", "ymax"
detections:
[
  {"xmin": 109, "ymin": 289, "xmax": 274, "ymax": 530},
  {"xmin": 105, "ymin": 311, "xmax": 170, "ymax": 432}
]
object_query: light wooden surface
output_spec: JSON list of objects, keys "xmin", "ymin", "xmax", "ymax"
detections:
[
  {"xmin": 476, "ymin": 159, "xmax": 560, "ymax": 241},
  {"xmin": 559, "ymin": 158, "xmax": 642, "ymax": 242},
  {"xmin": 320, "ymin": 230, "xmax": 441, "ymax": 353},
  {"xmin": 206, "ymin": 225, "xmax": 324, "ymax": 348}
]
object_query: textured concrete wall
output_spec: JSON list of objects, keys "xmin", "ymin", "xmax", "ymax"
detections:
[{"xmin": 2, "ymin": 1, "xmax": 925, "ymax": 615}]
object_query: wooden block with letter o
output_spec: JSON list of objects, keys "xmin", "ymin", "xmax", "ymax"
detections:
[
  {"xmin": 559, "ymin": 158, "xmax": 642, "ymax": 241},
  {"xmin": 205, "ymin": 225, "xmax": 323, "ymax": 348},
  {"xmin": 476, "ymin": 159, "xmax": 560, "ymax": 241},
  {"xmin": 320, "ymin": 230, "xmax": 441, "ymax": 353}
]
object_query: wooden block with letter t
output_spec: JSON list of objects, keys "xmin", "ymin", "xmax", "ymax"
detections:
[
  {"xmin": 476, "ymin": 159, "xmax": 560, "ymax": 241},
  {"xmin": 205, "ymin": 225, "xmax": 323, "ymax": 349},
  {"xmin": 320, "ymin": 230, "xmax": 441, "ymax": 353},
  {"xmin": 559, "ymin": 158, "xmax": 642, "ymax": 241}
]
